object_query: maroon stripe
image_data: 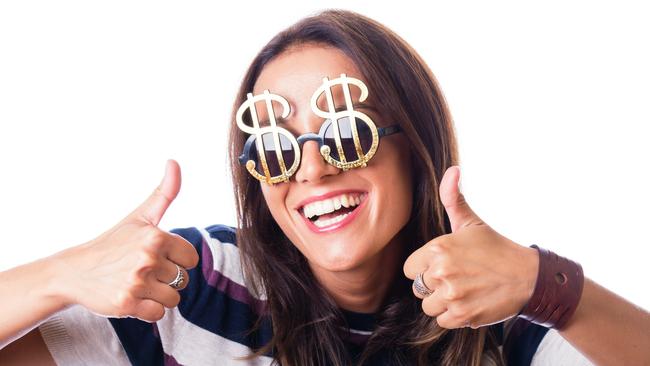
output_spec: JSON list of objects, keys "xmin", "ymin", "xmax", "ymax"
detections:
[
  {"xmin": 152, "ymin": 322, "xmax": 160, "ymax": 338},
  {"xmin": 164, "ymin": 353, "xmax": 183, "ymax": 366},
  {"xmin": 201, "ymin": 237, "xmax": 268, "ymax": 315}
]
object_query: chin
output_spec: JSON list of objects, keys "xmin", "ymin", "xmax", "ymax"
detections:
[
  {"xmin": 312, "ymin": 255, "xmax": 362, "ymax": 272},
  {"xmin": 306, "ymin": 242, "xmax": 373, "ymax": 272}
]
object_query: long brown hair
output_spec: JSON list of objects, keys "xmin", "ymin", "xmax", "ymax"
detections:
[{"xmin": 228, "ymin": 9, "xmax": 504, "ymax": 366}]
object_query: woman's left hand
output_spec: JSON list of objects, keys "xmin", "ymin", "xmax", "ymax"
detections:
[{"xmin": 403, "ymin": 166, "xmax": 540, "ymax": 329}]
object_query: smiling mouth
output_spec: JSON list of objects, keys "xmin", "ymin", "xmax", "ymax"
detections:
[{"xmin": 299, "ymin": 192, "xmax": 368, "ymax": 229}]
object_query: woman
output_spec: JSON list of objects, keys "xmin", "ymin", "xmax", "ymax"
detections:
[{"xmin": 1, "ymin": 9, "xmax": 648, "ymax": 366}]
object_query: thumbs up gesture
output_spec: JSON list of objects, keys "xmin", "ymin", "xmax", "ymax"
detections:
[
  {"xmin": 49, "ymin": 160, "xmax": 199, "ymax": 323},
  {"xmin": 403, "ymin": 166, "xmax": 539, "ymax": 329}
]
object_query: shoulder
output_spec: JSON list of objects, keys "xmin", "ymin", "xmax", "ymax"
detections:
[
  {"xmin": 167, "ymin": 223, "xmax": 266, "ymax": 303},
  {"xmin": 169, "ymin": 223, "xmax": 237, "ymax": 249}
]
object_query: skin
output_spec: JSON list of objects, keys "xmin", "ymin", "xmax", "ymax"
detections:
[{"xmin": 253, "ymin": 44, "xmax": 413, "ymax": 313}]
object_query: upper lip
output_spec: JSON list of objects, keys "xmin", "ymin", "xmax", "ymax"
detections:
[{"xmin": 294, "ymin": 189, "xmax": 367, "ymax": 210}]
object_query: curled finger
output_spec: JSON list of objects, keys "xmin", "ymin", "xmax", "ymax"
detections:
[
  {"xmin": 142, "ymin": 279, "xmax": 182, "ymax": 309},
  {"xmin": 421, "ymin": 285, "xmax": 447, "ymax": 318},
  {"xmin": 132, "ymin": 298, "xmax": 166, "ymax": 323}
]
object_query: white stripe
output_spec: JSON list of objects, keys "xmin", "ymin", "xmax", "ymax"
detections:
[
  {"xmin": 531, "ymin": 329, "xmax": 594, "ymax": 365},
  {"xmin": 158, "ymin": 306, "xmax": 274, "ymax": 366},
  {"xmin": 198, "ymin": 227, "xmax": 267, "ymax": 300},
  {"xmin": 38, "ymin": 305, "xmax": 131, "ymax": 366},
  {"xmin": 348, "ymin": 328, "xmax": 372, "ymax": 336}
]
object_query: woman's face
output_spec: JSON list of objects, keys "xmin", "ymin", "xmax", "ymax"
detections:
[{"xmin": 253, "ymin": 44, "xmax": 412, "ymax": 272}]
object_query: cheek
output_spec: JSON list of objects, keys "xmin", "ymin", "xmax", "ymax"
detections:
[
  {"xmin": 260, "ymin": 183, "xmax": 291, "ymax": 225},
  {"xmin": 378, "ymin": 142, "xmax": 413, "ymax": 224},
  {"xmin": 384, "ymin": 171, "xmax": 413, "ymax": 227}
]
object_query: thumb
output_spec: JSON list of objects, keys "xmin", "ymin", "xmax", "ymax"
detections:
[
  {"xmin": 440, "ymin": 165, "xmax": 484, "ymax": 232},
  {"xmin": 132, "ymin": 159, "xmax": 182, "ymax": 226}
]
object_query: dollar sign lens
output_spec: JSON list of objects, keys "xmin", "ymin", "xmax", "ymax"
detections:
[
  {"xmin": 249, "ymin": 133, "xmax": 297, "ymax": 177},
  {"xmin": 235, "ymin": 90, "xmax": 301, "ymax": 184},
  {"xmin": 310, "ymin": 74, "xmax": 380, "ymax": 171},
  {"xmin": 322, "ymin": 116, "xmax": 374, "ymax": 161}
]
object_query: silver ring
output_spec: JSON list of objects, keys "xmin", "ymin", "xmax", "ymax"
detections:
[
  {"xmin": 413, "ymin": 272, "xmax": 433, "ymax": 297},
  {"xmin": 167, "ymin": 264, "xmax": 185, "ymax": 290}
]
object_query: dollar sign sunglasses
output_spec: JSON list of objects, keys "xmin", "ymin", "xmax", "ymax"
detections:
[{"xmin": 236, "ymin": 74, "xmax": 402, "ymax": 185}]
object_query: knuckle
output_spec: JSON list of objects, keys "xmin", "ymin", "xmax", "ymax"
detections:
[
  {"xmin": 443, "ymin": 286, "xmax": 463, "ymax": 301},
  {"xmin": 143, "ymin": 228, "xmax": 166, "ymax": 252},
  {"xmin": 436, "ymin": 251, "xmax": 453, "ymax": 265},
  {"xmin": 114, "ymin": 291, "xmax": 136, "ymax": 314},
  {"xmin": 134, "ymin": 253, "xmax": 158, "ymax": 277},
  {"xmin": 129, "ymin": 283, "xmax": 147, "ymax": 297},
  {"xmin": 432, "ymin": 265, "xmax": 454, "ymax": 279},
  {"xmin": 428, "ymin": 239, "xmax": 449, "ymax": 254},
  {"xmin": 448, "ymin": 303, "xmax": 471, "ymax": 321}
]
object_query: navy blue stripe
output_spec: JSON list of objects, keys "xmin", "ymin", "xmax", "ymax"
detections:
[
  {"xmin": 170, "ymin": 226, "xmax": 273, "ymax": 355},
  {"xmin": 504, "ymin": 318, "xmax": 549, "ymax": 366},
  {"xmin": 205, "ymin": 224, "xmax": 237, "ymax": 246},
  {"xmin": 108, "ymin": 317, "xmax": 164, "ymax": 366},
  {"xmin": 492, "ymin": 321, "xmax": 504, "ymax": 346},
  {"xmin": 341, "ymin": 309, "xmax": 376, "ymax": 332}
]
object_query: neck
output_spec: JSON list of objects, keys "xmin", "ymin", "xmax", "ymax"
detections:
[{"xmin": 310, "ymin": 233, "xmax": 404, "ymax": 313}]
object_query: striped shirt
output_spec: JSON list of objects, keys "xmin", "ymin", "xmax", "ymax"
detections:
[{"xmin": 37, "ymin": 224, "xmax": 594, "ymax": 365}]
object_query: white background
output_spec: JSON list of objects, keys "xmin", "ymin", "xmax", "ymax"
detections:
[{"xmin": 1, "ymin": 1, "xmax": 648, "ymax": 310}]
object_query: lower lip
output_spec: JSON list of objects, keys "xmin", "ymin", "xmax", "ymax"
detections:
[{"xmin": 300, "ymin": 196, "xmax": 368, "ymax": 234}]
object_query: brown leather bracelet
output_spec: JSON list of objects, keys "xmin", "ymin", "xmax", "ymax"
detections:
[{"xmin": 517, "ymin": 244, "xmax": 584, "ymax": 330}]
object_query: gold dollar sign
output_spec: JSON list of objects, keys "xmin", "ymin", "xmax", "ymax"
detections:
[
  {"xmin": 310, "ymin": 73, "xmax": 379, "ymax": 170},
  {"xmin": 236, "ymin": 90, "xmax": 301, "ymax": 184}
]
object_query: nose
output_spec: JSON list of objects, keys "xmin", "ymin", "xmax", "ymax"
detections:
[{"xmin": 294, "ymin": 140, "xmax": 340, "ymax": 183}]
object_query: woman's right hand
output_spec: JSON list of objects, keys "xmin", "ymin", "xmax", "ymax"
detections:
[{"xmin": 49, "ymin": 159, "xmax": 199, "ymax": 323}]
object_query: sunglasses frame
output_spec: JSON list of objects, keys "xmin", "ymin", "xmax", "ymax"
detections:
[{"xmin": 238, "ymin": 120, "xmax": 401, "ymax": 184}]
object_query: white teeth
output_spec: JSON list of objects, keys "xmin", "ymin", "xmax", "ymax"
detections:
[
  {"xmin": 322, "ymin": 199, "xmax": 334, "ymax": 213},
  {"xmin": 313, "ymin": 212, "xmax": 350, "ymax": 228},
  {"xmin": 301, "ymin": 192, "xmax": 366, "ymax": 219}
]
